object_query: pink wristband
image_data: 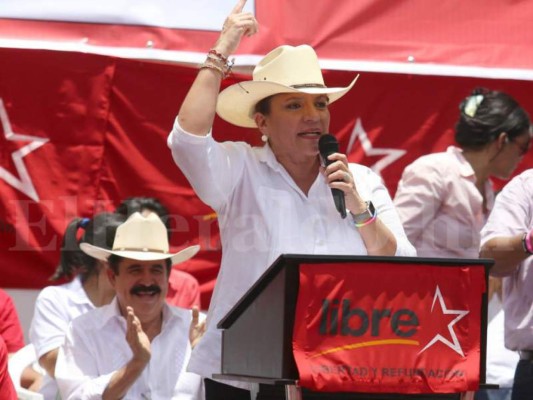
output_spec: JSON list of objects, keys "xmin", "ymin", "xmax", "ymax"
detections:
[
  {"xmin": 353, "ymin": 207, "xmax": 378, "ymax": 228},
  {"xmin": 354, "ymin": 213, "xmax": 377, "ymax": 228},
  {"xmin": 526, "ymin": 230, "xmax": 533, "ymax": 254}
]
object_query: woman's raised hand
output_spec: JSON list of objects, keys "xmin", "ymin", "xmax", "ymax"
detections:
[
  {"xmin": 214, "ymin": 0, "xmax": 259, "ymax": 57},
  {"xmin": 177, "ymin": 0, "xmax": 258, "ymax": 135}
]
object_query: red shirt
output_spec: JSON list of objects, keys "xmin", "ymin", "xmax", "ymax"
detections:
[
  {"xmin": 166, "ymin": 269, "xmax": 201, "ymax": 309},
  {"xmin": 0, "ymin": 336, "xmax": 17, "ymax": 400},
  {"xmin": 0, "ymin": 289, "xmax": 24, "ymax": 353}
]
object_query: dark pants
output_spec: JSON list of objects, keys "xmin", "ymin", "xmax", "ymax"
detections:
[
  {"xmin": 205, "ymin": 379, "xmax": 473, "ymax": 399},
  {"xmin": 204, "ymin": 378, "xmax": 251, "ymax": 400},
  {"xmin": 511, "ymin": 360, "xmax": 533, "ymax": 400},
  {"xmin": 204, "ymin": 378, "xmax": 286, "ymax": 400}
]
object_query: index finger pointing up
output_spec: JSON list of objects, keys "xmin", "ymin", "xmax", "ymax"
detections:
[{"xmin": 231, "ymin": 0, "xmax": 247, "ymax": 14}]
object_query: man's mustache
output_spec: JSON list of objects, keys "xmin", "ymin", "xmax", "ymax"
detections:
[{"xmin": 130, "ymin": 284, "xmax": 162, "ymax": 295}]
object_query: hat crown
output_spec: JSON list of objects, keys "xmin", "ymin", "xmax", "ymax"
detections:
[
  {"xmin": 252, "ymin": 45, "xmax": 325, "ymax": 88},
  {"xmin": 216, "ymin": 44, "xmax": 357, "ymax": 128},
  {"xmin": 112, "ymin": 212, "xmax": 169, "ymax": 254}
]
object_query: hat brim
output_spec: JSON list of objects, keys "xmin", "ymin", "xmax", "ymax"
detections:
[
  {"xmin": 216, "ymin": 75, "xmax": 358, "ymax": 128},
  {"xmin": 80, "ymin": 243, "xmax": 200, "ymax": 265}
]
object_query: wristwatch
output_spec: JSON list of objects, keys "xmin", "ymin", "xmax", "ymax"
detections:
[{"xmin": 350, "ymin": 201, "xmax": 376, "ymax": 225}]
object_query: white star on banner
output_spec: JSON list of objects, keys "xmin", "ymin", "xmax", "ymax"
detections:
[
  {"xmin": 0, "ymin": 98, "xmax": 49, "ymax": 202},
  {"xmin": 419, "ymin": 285, "xmax": 469, "ymax": 357},
  {"xmin": 346, "ymin": 118, "xmax": 406, "ymax": 176}
]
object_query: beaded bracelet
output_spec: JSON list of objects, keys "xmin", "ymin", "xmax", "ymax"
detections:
[
  {"xmin": 199, "ymin": 60, "xmax": 225, "ymax": 78},
  {"xmin": 199, "ymin": 52, "xmax": 234, "ymax": 79},
  {"xmin": 206, "ymin": 53, "xmax": 222, "ymax": 63},
  {"xmin": 208, "ymin": 48, "xmax": 229, "ymax": 63}
]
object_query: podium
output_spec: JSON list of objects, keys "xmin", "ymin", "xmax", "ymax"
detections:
[{"xmin": 214, "ymin": 254, "xmax": 493, "ymax": 400}]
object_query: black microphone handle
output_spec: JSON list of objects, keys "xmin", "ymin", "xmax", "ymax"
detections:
[
  {"xmin": 318, "ymin": 134, "xmax": 347, "ymax": 219},
  {"xmin": 332, "ymin": 188, "xmax": 347, "ymax": 219}
]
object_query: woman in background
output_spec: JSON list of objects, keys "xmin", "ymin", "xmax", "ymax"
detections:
[
  {"xmin": 394, "ymin": 87, "xmax": 531, "ymax": 258},
  {"xmin": 29, "ymin": 212, "xmax": 125, "ymax": 400}
]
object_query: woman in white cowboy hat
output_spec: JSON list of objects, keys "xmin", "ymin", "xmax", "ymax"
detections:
[{"xmin": 168, "ymin": 0, "xmax": 415, "ymax": 398}]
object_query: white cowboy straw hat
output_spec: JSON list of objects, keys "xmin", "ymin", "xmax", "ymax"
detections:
[
  {"xmin": 80, "ymin": 212, "xmax": 200, "ymax": 264},
  {"xmin": 216, "ymin": 44, "xmax": 358, "ymax": 128}
]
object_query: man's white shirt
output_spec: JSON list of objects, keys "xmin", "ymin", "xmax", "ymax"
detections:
[{"xmin": 55, "ymin": 297, "xmax": 202, "ymax": 400}]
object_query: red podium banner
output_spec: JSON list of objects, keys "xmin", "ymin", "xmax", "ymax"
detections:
[{"xmin": 292, "ymin": 262, "xmax": 485, "ymax": 394}]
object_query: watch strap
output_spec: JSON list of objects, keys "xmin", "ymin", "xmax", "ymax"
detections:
[{"xmin": 350, "ymin": 201, "xmax": 377, "ymax": 227}]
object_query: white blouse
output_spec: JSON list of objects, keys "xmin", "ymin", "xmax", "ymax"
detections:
[{"xmin": 168, "ymin": 118, "xmax": 415, "ymax": 384}]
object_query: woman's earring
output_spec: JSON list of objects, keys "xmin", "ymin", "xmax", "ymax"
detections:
[{"xmin": 261, "ymin": 134, "xmax": 268, "ymax": 143}]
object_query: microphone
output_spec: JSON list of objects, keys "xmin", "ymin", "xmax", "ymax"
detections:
[{"xmin": 318, "ymin": 134, "xmax": 347, "ymax": 219}]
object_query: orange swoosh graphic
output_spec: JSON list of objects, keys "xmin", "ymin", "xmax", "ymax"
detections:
[
  {"xmin": 310, "ymin": 339, "xmax": 419, "ymax": 359},
  {"xmin": 202, "ymin": 212, "xmax": 218, "ymax": 221}
]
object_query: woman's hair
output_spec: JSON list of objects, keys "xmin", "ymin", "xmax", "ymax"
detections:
[
  {"xmin": 455, "ymin": 87, "xmax": 531, "ymax": 150},
  {"xmin": 115, "ymin": 197, "xmax": 170, "ymax": 231},
  {"xmin": 50, "ymin": 212, "xmax": 126, "ymax": 282},
  {"xmin": 253, "ymin": 95, "xmax": 274, "ymax": 117}
]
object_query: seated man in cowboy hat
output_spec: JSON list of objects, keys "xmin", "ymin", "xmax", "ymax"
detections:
[
  {"xmin": 54, "ymin": 212, "xmax": 205, "ymax": 400},
  {"xmin": 115, "ymin": 196, "xmax": 202, "ymax": 310}
]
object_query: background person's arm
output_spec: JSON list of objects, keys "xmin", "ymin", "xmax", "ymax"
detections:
[
  {"xmin": 480, "ymin": 234, "xmax": 531, "ymax": 276},
  {"xmin": 29, "ymin": 287, "xmax": 72, "ymax": 378},
  {"xmin": 38, "ymin": 348, "xmax": 58, "ymax": 378},
  {"xmin": 480, "ymin": 171, "xmax": 533, "ymax": 276}
]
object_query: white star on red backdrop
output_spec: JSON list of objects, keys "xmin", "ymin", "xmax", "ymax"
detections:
[
  {"xmin": 419, "ymin": 285, "xmax": 469, "ymax": 357},
  {"xmin": 0, "ymin": 98, "xmax": 48, "ymax": 202},
  {"xmin": 347, "ymin": 118, "xmax": 406, "ymax": 176}
]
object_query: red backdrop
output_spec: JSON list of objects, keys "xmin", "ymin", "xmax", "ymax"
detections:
[
  {"xmin": 2, "ymin": 0, "xmax": 533, "ymax": 72},
  {"xmin": 0, "ymin": 48, "xmax": 532, "ymax": 307}
]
